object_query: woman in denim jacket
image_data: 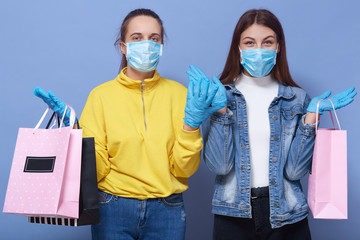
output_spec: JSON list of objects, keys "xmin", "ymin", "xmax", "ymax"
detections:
[{"xmin": 187, "ymin": 9, "xmax": 356, "ymax": 240}]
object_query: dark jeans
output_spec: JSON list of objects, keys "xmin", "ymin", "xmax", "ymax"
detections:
[{"xmin": 213, "ymin": 187, "xmax": 311, "ymax": 240}]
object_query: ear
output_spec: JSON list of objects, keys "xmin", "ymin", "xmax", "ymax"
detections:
[
  {"xmin": 277, "ymin": 42, "xmax": 280, "ymax": 54},
  {"xmin": 120, "ymin": 42, "xmax": 127, "ymax": 56}
]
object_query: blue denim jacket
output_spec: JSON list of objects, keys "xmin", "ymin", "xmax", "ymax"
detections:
[{"xmin": 201, "ymin": 83, "xmax": 316, "ymax": 228}]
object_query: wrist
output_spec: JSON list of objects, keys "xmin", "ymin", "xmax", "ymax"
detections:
[
  {"xmin": 304, "ymin": 112, "xmax": 320, "ymax": 124},
  {"xmin": 183, "ymin": 124, "xmax": 199, "ymax": 131},
  {"xmin": 217, "ymin": 105, "xmax": 227, "ymax": 113}
]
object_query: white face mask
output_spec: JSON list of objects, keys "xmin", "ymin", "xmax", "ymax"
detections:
[{"xmin": 123, "ymin": 40, "xmax": 163, "ymax": 73}]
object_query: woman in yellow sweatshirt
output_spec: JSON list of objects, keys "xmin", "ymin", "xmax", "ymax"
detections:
[{"xmin": 34, "ymin": 8, "xmax": 226, "ymax": 240}]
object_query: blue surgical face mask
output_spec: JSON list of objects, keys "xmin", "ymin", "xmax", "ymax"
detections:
[
  {"xmin": 124, "ymin": 40, "xmax": 163, "ymax": 73},
  {"xmin": 239, "ymin": 46, "xmax": 278, "ymax": 77}
]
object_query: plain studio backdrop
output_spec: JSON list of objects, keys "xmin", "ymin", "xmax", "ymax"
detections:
[{"xmin": 1, "ymin": 0, "xmax": 359, "ymax": 239}]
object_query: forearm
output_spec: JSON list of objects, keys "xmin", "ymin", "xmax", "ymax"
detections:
[
  {"xmin": 202, "ymin": 111, "xmax": 235, "ymax": 175},
  {"xmin": 284, "ymin": 115, "xmax": 316, "ymax": 181},
  {"xmin": 170, "ymin": 128, "xmax": 203, "ymax": 178}
]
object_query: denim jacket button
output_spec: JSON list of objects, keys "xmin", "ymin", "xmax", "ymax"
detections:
[
  {"xmin": 276, "ymin": 222, "xmax": 281, "ymax": 226},
  {"xmin": 272, "ymin": 157, "xmax": 278, "ymax": 163},
  {"xmin": 271, "ymin": 180, "xmax": 276, "ymax": 185},
  {"xmin": 272, "ymin": 115, "xmax": 278, "ymax": 120},
  {"xmin": 274, "ymin": 203, "xmax": 279, "ymax": 207},
  {"xmin": 273, "ymin": 136, "xmax": 279, "ymax": 141}
]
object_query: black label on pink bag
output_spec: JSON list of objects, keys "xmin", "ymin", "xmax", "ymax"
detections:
[{"xmin": 24, "ymin": 156, "xmax": 56, "ymax": 173}]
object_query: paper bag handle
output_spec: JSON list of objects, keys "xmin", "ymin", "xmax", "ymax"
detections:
[
  {"xmin": 315, "ymin": 99, "xmax": 341, "ymax": 132},
  {"xmin": 34, "ymin": 105, "xmax": 76, "ymax": 130}
]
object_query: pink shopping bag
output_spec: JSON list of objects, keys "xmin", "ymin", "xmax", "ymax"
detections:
[
  {"xmin": 3, "ymin": 105, "xmax": 83, "ymax": 219},
  {"xmin": 307, "ymin": 100, "xmax": 347, "ymax": 219}
]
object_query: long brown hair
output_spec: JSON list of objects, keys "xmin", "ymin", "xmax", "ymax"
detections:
[
  {"xmin": 114, "ymin": 9, "xmax": 166, "ymax": 71},
  {"xmin": 219, "ymin": 9, "xmax": 300, "ymax": 87}
]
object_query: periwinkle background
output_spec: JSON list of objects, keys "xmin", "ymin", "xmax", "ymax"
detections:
[{"xmin": 1, "ymin": 0, "xmax": 359, "ymax": 239}]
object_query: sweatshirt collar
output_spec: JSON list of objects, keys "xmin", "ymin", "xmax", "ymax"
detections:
[{"xmin": 116, "ymin": 67, "xmax": 161, "ymax": 91}]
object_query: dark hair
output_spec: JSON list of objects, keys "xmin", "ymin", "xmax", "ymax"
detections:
[
  {"xmin": 219, "ymin": 9, "xmax": 300, "ymax": 87},
  {"xmin": 114, "ymin": 8, "xmax": 166, "ymax": 71}
]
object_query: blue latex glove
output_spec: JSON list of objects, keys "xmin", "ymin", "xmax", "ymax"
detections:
[
  {"xmin": 34, "ymin": 87, "xmax": 72, "ymax": 126},
  {"xmin": 186, "ymin": 65, "xmax": 227, "ymax": 109},
  {"xmin": 307, "ymin": 87, "xmax": 357, "ymax": 114},
  {"xmin": 184, "ymin": 76, "xmax": 220, "ymax": 128}
]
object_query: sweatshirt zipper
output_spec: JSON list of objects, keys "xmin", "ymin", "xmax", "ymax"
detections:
[{"xmin": 140, "ymin": 80, "xmax": 147, "ymax": 131}]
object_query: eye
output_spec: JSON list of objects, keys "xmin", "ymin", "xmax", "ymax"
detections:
[
  {"xmin": 132, "ymin": 36, "xmax": 141, "ymax": 41},
  {"xmin": 151, "ymin": 37, "xmax": 159, "ymax": 42},
  {"xmin": 245, "ymin": 41, "xmax": 255, "ymax": 47},
  {"xmin": 263, "ymin": 40, "xmax": 276, "ymax": 47}
]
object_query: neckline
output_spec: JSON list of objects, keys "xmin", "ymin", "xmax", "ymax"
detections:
[
  {"xmin": 236, "ymin": 73, "xmax": 277, "ymax": 87},
  {"xmin": 116, "ymin": 67, "xmax": 161, "ymax": 91}
]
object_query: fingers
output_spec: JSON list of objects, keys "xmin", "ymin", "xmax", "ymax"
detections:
[
  {"xmin": 349, "ymin": 91, "xmax": 357, "ymax": 98},
  {"xmin": 186, "ymin": 69, "xmax": 198, "ymax": 81},
  {"xmin": 193, "ymin": 66, "xmax": 208, "ymax": 80},
  {"xmin": 189, "ymin": 65, "xmax": 209, "ymax": 81},
  {"xmin": 330, "ymin": 87, "xmax": 357, "ymax": 105},
  {"xmin": 331, "ymin": 87, "xmax": 355, "ymax": 99},
  {"xmin": 48, "ymin": 91, "xmax": 63, "ymax": 106},
  {"xmin": 206, "ymin": 85, "xmax": 219, "ymax": 105},
  {"xmin": 189, "ymin": 65, "xmax": 202, "ymax": 79},
  {"xmin": 340, "ymin": 98, "xmax": 354, "ymax": 107},
  {"xmin": 342, "ymin": 87, "xmax": 355, "ymax": 96},
  {"xmin": 341, "ymin": 87, "xmax": 357, "ymax": 98},
  {"xmin": 187, "ymin": 79, "xmax": 195, "ymax": 97},
  {"xmin": 199, "ymin": 79, "xmax": 210, "ymax": 102},
  {"xmin": 212, "ymin": 76, "xmax": 222, "ymax": 86},
  {"xmin": 318, "ymin": 90, "xmax": 332, "ymax": 100},
  {"xmin": 193, "ymin": 76, "xmax": 201, "ymax": 99},
  {"xmin": 48, "ymin": 90, "xmax": 58, "ymax": 100},
  {"xmin": 34, "ymin": 87, "xmax": 50, "ymax": 100}
]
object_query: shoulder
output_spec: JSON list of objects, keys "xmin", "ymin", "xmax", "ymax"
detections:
[
  {"xmin": 87, "ymin": 79, "xmax": 118, "ymax": 98},
  {"xmin": 282, "ymin": 85, "xmax": 311, "ymax": 113},
  {"xmin": 159, "ymin": 77, "xmax": 187, "ymax": 95},
  {"xmin": 288, "ymin": 86, "xmax": 310, "ymax": 103}
]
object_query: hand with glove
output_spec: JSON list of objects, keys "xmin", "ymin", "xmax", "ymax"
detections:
[
  {"xmin": 184, "ymin": 65, "xmax": 227, "ymax": 128},
  {"xmin": 34, "ymin": 87, "xmax": 74, "ymax": 126},
  {"xmin": 307, "ymin": 87, "xmax": 357, "ymax": 114},
  {"xmin": 186, "ymin": 65, "xmax": 227, "ymax": 111},
  {"xmin": 305, "ymin": 87, "xmax": 356, "ymax": 124}
]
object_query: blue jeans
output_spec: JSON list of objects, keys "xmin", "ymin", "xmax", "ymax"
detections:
[{"xmin": 91, "ymin": 190, "xmax": 186, "ymax": 240}]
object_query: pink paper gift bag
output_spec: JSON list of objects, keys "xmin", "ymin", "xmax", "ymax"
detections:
[
  {"xmin": 3, "ymin": 105, "xmax": 83, "ymax": 219},
  {"xmin": 307, "ymin": 100, "xmax": 347, "ymax": 219}
]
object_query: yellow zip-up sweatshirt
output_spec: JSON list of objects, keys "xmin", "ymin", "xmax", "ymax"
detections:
[{"xmin": 79, "ymin": 68, "xmax": 203, "ymax": 199}]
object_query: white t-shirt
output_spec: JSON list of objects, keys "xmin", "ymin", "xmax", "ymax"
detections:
[{"xmin": 235, "ymin": 73, "xmax": 279, "ymax": 188}]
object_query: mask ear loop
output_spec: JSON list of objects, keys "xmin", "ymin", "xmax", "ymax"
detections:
[
  {"xmin": 120, "ymin": 41, "xmax": 128, "ymax": 58},
  {"xmin": 238, "ymin": 46, "xmax": 244, "ymax": 65}
]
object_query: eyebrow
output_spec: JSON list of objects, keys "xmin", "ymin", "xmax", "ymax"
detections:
[
  {"xmin": 149, "ymin": 33, "xmax": 161, "ymax": 38},
  {"xmin": 242, "ymin": 35, "xmax": 276, "ymax": 41},
  {"xmin": 129, "ymin": 32, "xmax": 161, "ymax": 37}
]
